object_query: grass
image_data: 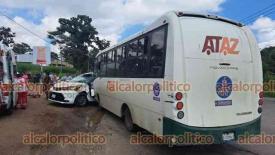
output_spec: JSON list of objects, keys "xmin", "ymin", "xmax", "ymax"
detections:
[
  {"xmin": 17, "ymin": 62, "xmax": 78, "ymax": 75},
  {"xmin": 264, "ymin": 92, "xmax": 275, "ymax": 98}
]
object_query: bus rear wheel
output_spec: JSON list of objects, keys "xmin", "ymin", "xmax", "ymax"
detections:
[{"xmin": 123, "ymin": 107, "xmax": 135, "ymax": 132}]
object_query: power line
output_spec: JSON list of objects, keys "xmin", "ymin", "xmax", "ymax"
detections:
[
  {"xmin": 240, "ymin": 2, "xmax": 275, "ymax": 22},
  {"xmin": 0, "ymin": 10, "xmax": 52, "ymax": 45},
  {"xmin": 243, "ymin": 10, "xmax": 275, "ymax": 24},
  {"xmin": 235, "ymin": 2, "xmax": 275, "ymax": 48},
  {"xmin": 242, "ymin": 8, "xmax": 275, "ymax": 23}
]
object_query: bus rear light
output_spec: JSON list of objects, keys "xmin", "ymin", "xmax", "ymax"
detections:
[
  {"xmin": 258, "ymin": 98, "xmax": 264, "ymax": 106},
  {"xmin": 259, "ymin": 91, "xmax": 264, "ymax": 99},
  {"xmin": 175, "ymin": 92, "xmax": 183, "ymax": 100},
  {"xmin": 177, "ymin": 111, "xmax": 184, "ymax": 119},
  {"xmin": 176, "ymin": 102, "xmax": 183, "ymax": 110}
]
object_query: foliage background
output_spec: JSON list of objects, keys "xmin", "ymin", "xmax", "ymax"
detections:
[
  {"xmin": 261, "ymin": 47, "xmax": 275, "ymax": 97},
  {"xmin": 17, "ymin": 62, "xmax": 78, "ymax": 76}
]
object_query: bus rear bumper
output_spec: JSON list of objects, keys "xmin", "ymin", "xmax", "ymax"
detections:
[{"xmin": 163, "ymin": 117, "xmax": 261, "ymax": 144}]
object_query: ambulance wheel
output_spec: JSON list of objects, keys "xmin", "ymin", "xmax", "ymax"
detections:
[
  {"xmin": 5, "ymin": 99, "xmax": 13, "ymax": 115},
  {"xmin": 5, "ymin": 106, "xmax": 13, "ymax": 115}
]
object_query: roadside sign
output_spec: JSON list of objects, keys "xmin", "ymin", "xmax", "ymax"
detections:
[{"xmin": 32, "ymin": 46, "xmax": 51, "ymax": 65}]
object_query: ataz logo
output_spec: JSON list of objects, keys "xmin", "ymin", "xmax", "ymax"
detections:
[{"xmin": 202, "ymin": 36, "xmax": 240, "ymax": 55}]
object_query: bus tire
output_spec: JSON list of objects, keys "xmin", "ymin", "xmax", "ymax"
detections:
[
  {"xmin": 123, "ymin": 107, "xmax": 135, "ymax": 132},
  {"xmin": 74, "ymin": 92, "xmax": 88, "ymax": 107}
]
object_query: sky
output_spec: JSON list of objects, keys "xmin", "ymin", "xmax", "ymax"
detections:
[{"xmin": 0, "ymin": 0, "xmax": 274, "ymax": 52}]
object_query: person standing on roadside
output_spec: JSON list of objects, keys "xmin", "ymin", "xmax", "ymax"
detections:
[
  {"xmin": 54, "ymin": 74, "xmax": 58, "ymax": 83},
  {"xmin": 15, "ymin": 72, "xmax": 28, "ymax": 109},
  {"xmin": 22, "ymin": 72, "xmax": 29, "ymax": 82},
  {"xmin": 43, "ymin": 72, "xmax": 51, "ymax": 99}
]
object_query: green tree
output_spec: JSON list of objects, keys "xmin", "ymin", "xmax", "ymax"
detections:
[
  {"xmin": 0, "ymin": 26, "xmax": 15, "ymax": 47},
  {"xmin": 13, "ymin": 42, "xmax": 32, "ymax": 54},
  {"xmin": 261, "ymin": 47, "xmax": 275, "ymax": 81},
  {"xmin": 48, "ymin": 15, "xmax": 110, "ymax": 72},
  {"xmin": 51, "ymin": 52, "xmax": 59, "ymax": 60},
  {"xmin": 88, "ymin": 37, "xmax": 110, "ymax": 71}
]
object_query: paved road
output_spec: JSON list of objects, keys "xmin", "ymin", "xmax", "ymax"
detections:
[
  {"xmin": 96, "ymin": 98, "xmax": 275, "ymax": 155},
  {"xmin": 0, "ymin": 96, "xmax": 274, "ymax": 155}
]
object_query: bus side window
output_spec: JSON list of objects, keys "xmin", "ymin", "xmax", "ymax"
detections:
[
  {"xmin": 136, "ymin": 37, "xmax": 149, "ymax": 77},
  {"xmin": 100, "ymin": 54, "xmax": 107, "ymax": 77},
  {"xmin": 118, "ymin": 46, "xmax": 127, "ymax": 77},
  {"xmin": 126, "ymin": 40, "xmax": 139, "ymax": 77},
  {"xmin": 148, "ymin": 27, "xmax": 166, "ymax": 78},
  {"xmin": 106, "ymin": 50, "xmax": 116, "ymax": 77},
  {"xmin": 116, "ymin": 47, "xmax": 122, "ymax": 77}
]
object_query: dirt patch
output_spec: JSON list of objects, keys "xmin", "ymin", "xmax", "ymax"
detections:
[{"xmin": 0, "ymin": 96, "xmax": 105, "ymax": 155}]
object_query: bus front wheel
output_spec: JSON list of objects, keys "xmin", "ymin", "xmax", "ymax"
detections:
[{"xmin": 123, "ymin": 107, "xmax": 135, "ymax": 132}]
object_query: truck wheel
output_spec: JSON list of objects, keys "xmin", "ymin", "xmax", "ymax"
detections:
[
  {"xmin": 123, "ymin": 107, "xmax": 135, "ymax": 132},
  {"xmin": 74, "ymin": 93, "xmax": 88, "ymax": 107}
]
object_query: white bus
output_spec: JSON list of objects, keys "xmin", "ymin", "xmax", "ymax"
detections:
[
  {"xmin": 0, "ymin": 46, "xmax": 17, "ymax": 114},
  {"xmin": 94, "ymin": 11, "xmax": 263, "ymax": 144}
]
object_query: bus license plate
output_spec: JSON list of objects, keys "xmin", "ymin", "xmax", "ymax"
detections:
[
  {"xmin": 222, "ymin": 132, "xmax": 234, "ymax": 141},
  {"xmin": 51, "ymin": 94, "xmax": 56, "ymax": 98}
]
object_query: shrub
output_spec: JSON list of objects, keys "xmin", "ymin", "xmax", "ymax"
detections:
[{"xmin": 17, "ymin": 62, "xmax": 78, "ymax": 75}]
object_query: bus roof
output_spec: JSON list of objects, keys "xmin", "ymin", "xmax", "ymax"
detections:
[
  {"xmin": 96, "ymin": 11, "xmax": 244, "ymax": 57},
  {"xmin": 176, "ymin": 11, "xmax": 243, "ymax": 27}
]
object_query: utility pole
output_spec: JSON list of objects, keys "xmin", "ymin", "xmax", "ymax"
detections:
[
  {"xmin": 40, "ymin": 64, "xmax": 43, "ymax": 73},
  {"xmin": 60, "ymin": 55, "xmax": 63, "ymax": 74},
  {"xmin": 87, "ymin": 52, "xmax": 91, "ymax": 72}
]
